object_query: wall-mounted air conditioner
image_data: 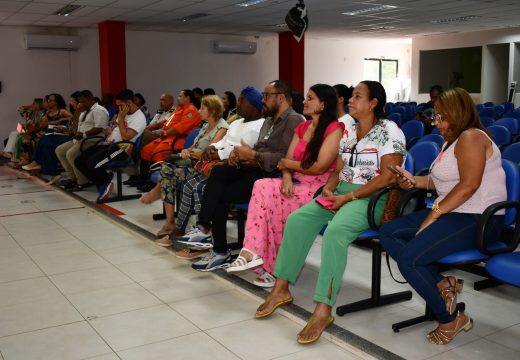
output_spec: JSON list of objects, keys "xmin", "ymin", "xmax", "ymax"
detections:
[
  {"xmin": 213, "ymin": 40, "xmax": 257, "ymax": 54},
  {"xmin": 23, "ymin": 34, "xmax": 81, "ymax": 50}
]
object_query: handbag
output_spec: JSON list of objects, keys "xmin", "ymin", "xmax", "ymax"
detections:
[
  {"xmin": 194, "ymin": 159, "xmax": 226, "ymax": 177},
  {"xmin": 379, "ymin": 188, "xmax": 401, "ymax": 224}
]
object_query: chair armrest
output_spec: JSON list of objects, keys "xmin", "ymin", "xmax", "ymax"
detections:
[
  {"xmin": 477, "ymin": 201, "xmax": 520, "ymax": 255},
  {"xmin": 80, "ymin": 135, "xmax": 105, "ymax": 152}
]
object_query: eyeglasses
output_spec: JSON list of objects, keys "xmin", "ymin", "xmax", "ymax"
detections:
[
  {"xmin": 261, "ymin": 92, "xmax": 282, "ymax": 99},
  {"xmin": 431, "ymin": 113, "xmax": 443, "ymax": 126}
]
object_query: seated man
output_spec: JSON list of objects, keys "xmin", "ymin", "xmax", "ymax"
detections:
[
  {"xmin": 416, "ymin": 85, "xmax": 443, "ymax": 134},
  {"xmin": 175, "ymin": 80, "xmax": 303, "ymax": 271},
  {"xmin": 136, "ymin": 89, "xmax": 201, "ymax": 190},
  {"xmin": 55, "ymin": 90, "xmax": 109, "ymax": 191},
  {"xmin": 74, "ymin": 89, "xmax": 146, "ymax": 202}
]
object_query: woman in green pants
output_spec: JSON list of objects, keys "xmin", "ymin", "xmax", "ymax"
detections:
[{"xmin": 255, "ymin": 80, "xmax": 407, "ymax": 344}]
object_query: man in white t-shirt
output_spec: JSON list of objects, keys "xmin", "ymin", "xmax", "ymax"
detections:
[
  {"xmin": 75, "ymin": 89, "xmax": 146, "ymax": 202},
  {"xmin": 56, "ymin": 90, "xmax": 109, "ymax": 191}
]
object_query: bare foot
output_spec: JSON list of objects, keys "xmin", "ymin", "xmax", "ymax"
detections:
[
  {"xmin": 297, "ymin": 304, "xmax": 334, "ymax": 344},
  {"xmin": 255, "ymin": 284, "xmax": 293, "ymax": 318},
  {"xmin": 140, "ymin": 185, "xmax": 161, "ymax": 204}
]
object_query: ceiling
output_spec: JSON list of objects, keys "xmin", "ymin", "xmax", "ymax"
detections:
[{"xmin": 1, "ymin": 0, "xmax": 520, "ymax": 37}]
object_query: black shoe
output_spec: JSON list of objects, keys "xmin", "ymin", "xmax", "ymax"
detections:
[
  {"xmin": 137, "ymin": 182, "xmax": 155, "ymax": 192},
  {"xmin": 64, "ymin": 180, "xmax": 78, "ymax": 190},
  {"xmin": 59, "ymin": 179, "xmax": 75, "ymax": 187},
  {"xmin": 71, "ymin": 182, "xmax": 93, "ymax": 192},
  {"xmin": 123, "ymin": 176, "xmax": 139, "ymax": 185}
]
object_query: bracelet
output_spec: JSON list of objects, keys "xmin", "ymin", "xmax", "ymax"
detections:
[
  {"xmin": 431, "ymin": 202, "xmax": 443, "ymax": 216},
  {"xmin": 350, "ymin": 191, "xmax": 358, "ymax": 201}
]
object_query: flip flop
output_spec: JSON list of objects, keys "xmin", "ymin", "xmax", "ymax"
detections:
[
  {"xmin": 255, "ymin": 293, "xmax": 293, "ymax": 319},
  {"xmin": 297, "ymin": 315, "xmax": 334, "ymax": 345}
]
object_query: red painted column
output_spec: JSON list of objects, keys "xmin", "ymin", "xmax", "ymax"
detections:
[
  {"xmin": 278, "ymin": 32, "xmax": 304, "ymax": 93},
  {"xmin": 98, "ymin": 21, "xmax": 126, "ymax": 97}
]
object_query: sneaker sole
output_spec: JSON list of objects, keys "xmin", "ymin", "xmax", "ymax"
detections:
[
  {"xmin": 193, "ymin": 262, "xmax": 231, "ymax": 272},
  {"xmin": 175, "ymin": 240, "xmax": 213, "ymax": 249},
  {"xmin": 226, "ymin": 258, "xmax": 264, "ymax": 273}
]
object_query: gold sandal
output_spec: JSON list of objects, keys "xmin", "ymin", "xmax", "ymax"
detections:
[
  {"xmin": 297, "ymin": 315, "xmax": 335, "ymax": 345},
  {"xmin": 255, "ymin": 293, "xmax": 293, "ymax": 319},
  {"xmin": 439, "ymin": 276, "xmax": 464, "ymax": 314},
  {"xmin": 426, "ymin": 311, "xmax": 473, "ymax": 345}
]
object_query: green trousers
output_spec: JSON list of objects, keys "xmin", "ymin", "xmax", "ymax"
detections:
[{"xmin": 273, "ymin": 180, "xmax": 386, "ymax": 306}]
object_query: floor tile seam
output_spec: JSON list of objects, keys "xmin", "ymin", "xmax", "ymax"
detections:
[
  {"xmin": 200, "ymin": 330, "xmax": 249, "ymax": 360},
  {"xmin": 0, "ymin": 206, "xmax": 86, "ymax": 218},
  {"xmin": 112, "ymin": 331, "xmax": 214, "ymax": 355},
  {"xmin": 162, "ymin": 287, "xmax": 234, "ymax": 306},
  {"xmin": 46, "ymin": 175, "xmax": 403, "ymax": 360},
  {"xmin": 483, "ymin": 333, "xmax": 520, "ymax": 353},
  {"xmin": 0, "ymin": 190, "xmax": 54, "ymax": 197},
  {"xmin": 0, "ymin": 319, "xmax": 86, "ymax": 340},
  {"xmin": 422, "ymin": 336, "xmax": 483, "ymax": 359}
]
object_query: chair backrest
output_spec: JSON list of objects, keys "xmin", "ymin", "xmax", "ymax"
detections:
[
  {"xmin": 387, "ymin": 112, "xmax": 402, "ymax": 126},
  {"xmin": 417, "ymin": 133, "xmax": 444, "ymax": 148},
  {"xmin": 506, "ymin": 110, "xmax": 520, "ymax": 120},
  {"xmin": 502, "ymin": 102, "xmax": 515, "ymax": 114},
  {"xmin": 502, "ymin": 159, "xmax": 520, "ymax": 225},
  {"xmin": 401, "ymin": 120, "xmax": 425, "ymax": 141},
  {"xmin": 484, "ymin": 101, "xmax": 495, "ymax": 107},
  {"xmin": 495, "ymin": 117, "xmax": 519, "ymax": 136},
  {"xmin": 479, "ymin": 107, "xmax": 495, "ymax": 119},
  {"xmin": 487, "ymin": 125, "xmax": 511, "ymax": 147},
  {"xmin": 476, "ymin": 104, "xmax": 485, "ymax": 112},
  {"xmin": 183, "ymin": 128, "xmax": 201, "ymax": 149},
  {"xmin": 494, "ymin": 105, "xmax": 505, "ymax": 119},
  {"xmin": 431, "ymin": 127, "xmax": 441, "ymax": 135},
  {"xmin": 479, "ymin": 116, "xmax": 494, "ymax": 128},
  {"xmin": 408, "ymin": 141, "xmax": 440, "ymax": 175},
  {"xmin": 501, "ymin": 143, "xmax": 520, "ymax": 165},
  {"xmin": 404, "ymin": 152, "xmax": 414, "ymax": 173},
  {"xmin": 393, "ymin": 106, "xmax": 406, "ymax": 118}
]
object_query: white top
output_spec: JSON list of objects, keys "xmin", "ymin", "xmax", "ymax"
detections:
[
  {"xmin": 431, "ymin": 129, "xmax": 506, "ymax": 214},
  {"xmin": 338, "ymin": 118, "xmax": 406, "ymax": 184},
  {"xmin": 108, "ymin": 109, "xmax": 146, "ymax": 143},
  {"xmin": 77, "ymin": 103, "xmax": 109, "ymax": 134},
  {"xmin": 212, "ymin": 117, "xmax": 265, "ymax": 160},
  {"xmin": 149, "ymin": 107, "xmax": 175, "ymax": 126},
  {"xmin": 338, "ymin": 113, "xmax": 355, "ymax": 128}
]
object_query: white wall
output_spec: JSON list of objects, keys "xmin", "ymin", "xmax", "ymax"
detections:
[
  {"xmin": 304, "ymin": 34, "xmax": 412, "ymax": 100},
  {"xmin": 125, "ymin": 31, "xmax": 278, "ymax": 113},
  {"xmin": 0, "ymin": 26, "xmax": 100, "ymax": 144},
  {"xmin": 411, "ymin": 27, "xmax": 520, "ymax": 105}
]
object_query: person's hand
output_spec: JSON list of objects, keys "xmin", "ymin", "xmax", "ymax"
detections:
[
  {"xmin": 159, "ymin": 129, "xmax": 167, "ymax": 138},
  {"xmin": 201, "ymin": 147, "xmax": 213, "ymax": 161},
  {"xmin": 277, "ymin": 158, "xmax": 288, "ymax": 171},
  {"xmin": 280, "ymin": 177, "xmax": 294, "ymax": 197},
  {"xmin": 180, "ymin": 149, "xmax": 190, "ymax": 159},
  {"xmin": 234, "ymin": 140, "xmax": 255, "ymax": 161},
  {"xmin": 55, "ymin": 125, "xmax": 67, "ymax": 133},
  {"xmin": 118, "ymin": 103, "xmax": 130, "ymax": 117},
  {"xmin": 395, "ymin": 165, "xmax": 416, "ymax": 190},
  {"xmin": 190, "ymin": 151, "xmax": 202, "ymax": 160},
  {"xmin": 321, "ymin": 187, "xmax": 335, "ymax": 200},
  {"xmin": 104, "ymin": 127, "xmax": 113, "ymax": 136},
  {"xmin": 74, "ymin": 132, "xmax": 83, "ymax": 140},
  {"xmin": 328, "ymin": 194, "xmax": 349, "ymax": 213},
  {"xmin": 416, "ymin": 213, "xmax": 438, "ymax": 235},
  {"xmin": 228, "ymin": 149, "xmax": 239, "ymax": 167}
]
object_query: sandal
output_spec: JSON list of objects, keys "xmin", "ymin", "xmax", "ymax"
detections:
[
  {"xmin": 297, "ymin": 315, "xmax": 335, "ymax": 345},
  {"xmin": 253, "ymin": 272, "xmax": 276, "ymax": 288},
  {"xmin": 426, "ymin": 311, "xmax": 473, "ymax": 345},
  {"xmin": 255, "ymin": 293, "xmax": 293, "ymax": 319},
  {"xmin": 439, "ymin": 276, "xmax": 464, "ymax": 314},
  {"xmin": 226, "ymin": 248, "xmax": 264, "ymax": 273},
  {"xmin": 156, "ymin": 224, "xmax": 174, "ymax": 237}
]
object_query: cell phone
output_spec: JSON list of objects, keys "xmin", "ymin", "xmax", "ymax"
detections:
[
  {"xmin": 315, "ymin": 197, "xmax": 334, "ymax": 209},
  {"xmin": 387, "ymin": 164, "xmax": 404, "ymax": 177}
]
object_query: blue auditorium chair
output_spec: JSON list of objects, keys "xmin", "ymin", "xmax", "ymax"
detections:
[
  {"xmin": 487, "ymin": 125, "xmax": 511, "ymax": 150},
  {"xmin": 408, "ymin": 141, "xmax": 440, "ymax": 175},
  {"xmin": 479, "ymin": 107, "xmax": 495, "ymax": 119},
  {"xmin": 387, "ymin": 112, "xmax": 402, "ymax": 127},
  {"xmin": 495, "ymin": 117, "xmax": 519, "ymax": 137},
  {"xmin": 479, "ymin": 116, "xmax": 494, "ymax": 128},
  {"xmin": 392, "ymin": 159, "xmax": 520, "ymax": 332},
  {"xmin": 486, "ymin": 252, "xmax": 520, "ymax": 287},
  {"xmin": 401, "ymin": 120, "xmax": 425, "ymax": 149},
  {"xmin": 417, "ymin": 134, "xmax": 444, "ymax": 149},
  {"xmin": 501, "ymin": 142, "xmax": 520, "ymax": 165}
]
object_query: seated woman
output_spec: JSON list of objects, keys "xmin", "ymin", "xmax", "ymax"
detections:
[
  {"xmin": 226, "ymin": 84, "xmax": 343, "ymax": 288},
  {"xmin": 222, "ymin": 91, "xmax": 239, "ymax": 124},
  {"xmin": 2, "ymin": 98, "xmax": 46, "ymax": 162},
  {"xmin": 136, "ymin": 89, "xmax": 201, "ymax": 189},
  {"xmin": 21, "ymin": 93, "xmax": 73, "ymax": 180},
  {"xmin": 379, "ymin": 88, "xmax": 506, "ymax": 345},
  {"xmin": 255, "ymin": 81, "xmax": 406, "ymax": 345},
  {"xmin": 154, "ymin": 87, "xmax": 265, "ymax": 259},
  {"xmin": 140, "ymin": 95, "xmax": 229, "ymax": 236}
]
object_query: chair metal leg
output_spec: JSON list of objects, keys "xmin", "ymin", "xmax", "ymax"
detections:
[
  {"xmin": 392, "ymin": 302, "xmax": 465, "ymax": 333},
  {"xmin": 336, "ymin": 240, "xmax": 412, "ymax": 316}
]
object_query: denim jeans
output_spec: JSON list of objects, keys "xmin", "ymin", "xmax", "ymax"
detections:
[{"xmin": 379, "ymin": 209, "xmax": 503, "ymax": 323}]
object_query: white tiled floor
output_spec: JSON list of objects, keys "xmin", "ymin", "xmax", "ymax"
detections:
[
  {"xmin": 1, "ymin": 165, "xmax": 520, "ymax": 360},
  {"xmin": 0, "ymin": 167, "xmax": 368, "ymax": 360}
]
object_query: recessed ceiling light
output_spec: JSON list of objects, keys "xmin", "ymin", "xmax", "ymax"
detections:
[
  {"xmin": 430, "ymin": 15, "xmax": 480, "ymax": 24},
  {"xmin": 54, "ymin": 4, "xmax": 83, "ymax": 16},
  {"xmin": 343, "ymin": 5, "xmax": 397, "ymax": 16},
  {"xmin": 177, "ymin": 13, "xmax": 209, "ymax": 22},
  {"xmin": 236, "ymin": 0, "xmax": 269, "ymax": 7}
]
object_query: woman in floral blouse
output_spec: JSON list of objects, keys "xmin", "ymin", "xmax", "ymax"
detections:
[{"xmin": 255, "ymin": 81, "xmax": 406, "ymax": 345}]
